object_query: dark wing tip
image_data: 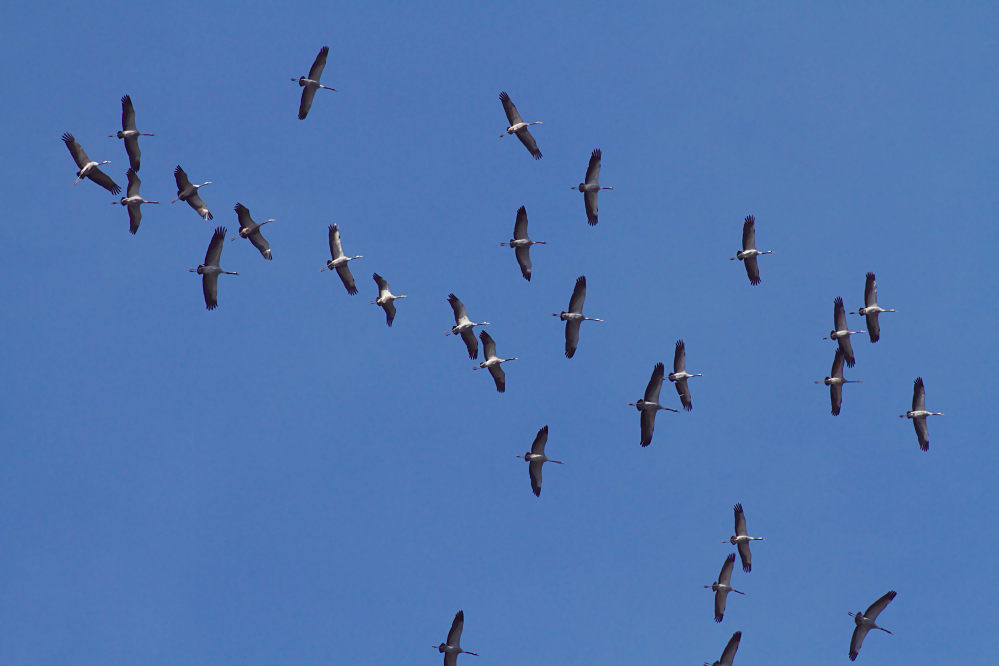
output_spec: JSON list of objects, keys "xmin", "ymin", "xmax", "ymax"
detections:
[
  {"xmin": 575, "ymin": 275, "xmax": 586, "ymax": 287},
  {"xmin": 498, "ymin": 90, "xmax": 510, "ymax": 101},
  {"xmin": 206, "ymin": 211, "xmax": 214, "ymax": 220},
  {"xmin": 743, "ymin": 563, "xmax": 751, "ymax": 572},
  {"xmin": 347, "ymin": 285, "xmax": 358, "ymax": 295},
  {"xmin": 591, "ymin": 148, "xmax": 601, "ymax": 159},
  {"xmin": 533, "ymin": 486, "xmax": 540, "ymax": 497},
  {"xmin": 517, "ymin": 205, "xmax": 526, "ymax": 215},
  {"xmin": 744, "ymin": 214, "xmax": 755, "ymax": 225},
  {"xmin": 587, "ymin": 218, "xmax": 597, "ymax": 226},
  {"xmin": 174, "ymin": 165, "xmax": 183, "ymax": 175},
  {"xmin": 532, "ymin": 150, "xmax": 542, "ymax": 160},
  {"xmin": 234, "ymin": 202, "xmax": 245, "ymax": 213},
  {"xmin": 725, "ymin": 552, "xmax": 735, "ymax": 563},
  {"xmin": 733, "ymin": 502, "xmax": 743, "ymax": 513},
  {"xmin": 61, "ymin": 131, "xmax": 74, "ymax": 143},
  {"xmin": 675, "ymin": 339, "xmax": 684, "ymax": 350},
  {"xmin": 834, "ymin": 296, "xmax": 844, "ymax": 307},
  {"xmin": 866, "ymin": 271, "xmax": 876, "ymax": 280},
  {"xmin": 914, "ymin": 376, "xmax": 924, "ymax": 387},
  {"xmin": 319, "ymin": 45, "xmax": 329, "ymax": 55},
  {"xmin": 654, "ymin": 362, "xmax": 665, "ymax": 372},
  {"xmin": 565, "ymin": 349, "xmax": 574, "ymax": 359},
  {"xmin": 749, "ymin": 276, "xmax": 761, "ymax": 285},
  {"xmin": 121, "ymin": 93, "xmax": 131, "ymax": 105}
]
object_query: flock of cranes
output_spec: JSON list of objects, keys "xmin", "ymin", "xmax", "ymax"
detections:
[{"xmin": 59, "ymin": 43, "xmax": 947, "ymax": 663}]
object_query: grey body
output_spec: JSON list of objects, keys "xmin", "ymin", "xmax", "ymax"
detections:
[
  {"xmin": 232, "ymin": 203, "xmax": 274, "ymax": 260},
  {"xmin": 899, "ymin": 377, "xmax": 942, "ymax": 451},
  {"xmin": 475, "ymin": 330, "xmax": 517, "ymax": 393},
  {"xmin": 370, "ymin": 273, "xmax": 405, "ymax": 326},
  {"xmin": 434, "ymin": 610, "xmax": 478, "ymax": 666},
  {"xmin": 705, "ymin": 553, "xmax": 745, "ymax": 622},
  {"xmin": 705, "ymin": 631, "xmax": 741, "ymax": 666},
  {"xmin": 725, "ymin": 503, "xmax": 764, "ymax": 573},
  {"xmin": 851, "ymin": 271, "xmax": 896, "ymax": 342},
  {"xmin": 824, "ymin": 296, "xmax": 864, "ymax": 368}
]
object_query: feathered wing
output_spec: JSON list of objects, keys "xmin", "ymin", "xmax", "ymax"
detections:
[
  {"xmin": 640, "ymin": 409, "xmax": 655, "ymax": 447},
  {"xmin": 838, "ymin": 335, "xmax": 856, "ymax": 368},
  {"xmin": 564, "ymin": 320, "xmax": 581, "ymax": 359},
  {"xmin": 513, "ymin": 206, "xmax": 529, "ymax": 239},
  {"xmin": 834, "ymin": 296, "xmax": 849, "ymax": 332},
  {"xmin": 498, "ymin": 91, "xmax": 523, "ymax": 125},
  {"xmin": 913, "ymin": 417, "xmax": 929, "ymax": 451},
  {"xmin": 568, "ymin": 276, "xmax": 586, "ymax": 313},
  {"xmin": 644, "ymin": 363, "xmax": 665, "ymax": 402},
  {"xmin": 204, "ymin": 226, "xmax": 226, "ymax": 267},
  {"xmin": 530, "ymin": 426, "xmax": 548, "ymax": 455},
  {"xmin": 447, "ymin": 293, "xmax": 468, "ymax": 325},
  {"xmin": 912, "ymin": 377, "xmax": 926, "ymax": 411},
  {"xmin": 676, "ymin": 378, "xmax": 692, "ymax": 411},
  {"xmin": 336, "ymin": 263, "xmax": 357, "ymax": 295},
  {"xmin": 514, "ymin": 245, "xmax": 532, "ymax": 281},
  {"xmin": 529, "ymin": 460, "xmax": 543, "ymax": 496},
  {"xmin": 864, "ymin": 590, "xmax": 897, "ymax": 620},
  {"xmin": 121, "ymin": 95, "xmax": 137, "ymax": 131},
  {"xmin": 125, "ymin": 168, "xmax": 141, "ymax": 197},
  {"xmin": 584, "ymin": 190, "xmax": 599, "ymax": 225},
  {"xmin": 124, "ymin": 135, "xmax": 141, "ymax": 171},
  {"xmin": 382, "ymin": 300, "xmax": 397, "ymax": 327},
  {"xmin": 488, "ymin": 364, "xmax": 506, "ymax": 393},
  {"xmin": 87, "ymin": 167, "xmax": 122, "ymax": 195},
  {"xmin": 328, "ymin": 224, "xmax": 345, "ymax": 260},
  {"xmin": 866, "ymin": 311, "xmax": 881, "ymax": 343},
  {"xmin": 849, "ymin": 623, "xmax": 869, "ymax": 661},
  {"xmin": 741, "ymin": 215, "xmax": 756, "ymax": 251},
  {"xmin": 127, "ymin": 204, "xmax": 142, "ymax": 235},
  {"xmin": 864, "ymin": 271, "xmax": 878, "ymax": 307},
  {"xmin": 298, "ymin": 86, "xmax": 318, "ymax": 120},
  {"xmin": 714, "ymin": 586, "xmax": 729, "ymax": 622},
  {"xmin": 308, "ymin": 45, "xmax": 329, "ymax": 80},
  {"xmin": 585, "ymin": 149, "xmax": 602, "ymax": 185},
  {"xmin": 187, "ymin": 192, "xmax": 213, "ymax": 220},
  {"xmin": 515, "ymin": 128, "xmax": 542, "ymax": 159},
  {"xmin": 460, "ymin": 328, "xmax": 478, "ymax": 359},
  {"xmin": 62, "ymin": 132, "xmax": 89, "ymax": 168},
  {"xmin": 830, "ymin": 382, "xmax": 843, "ymax": 416},
  {"xmin": 720, "ymin": 631, "xmax": 741, "ymax": 664},
  {"xmin": 202, "ymin": 273, "xmax": 219, "ymax": 310},
  {"xmin": 174, "ymin": 165, "xmax": 192, "ymax": 192},
  {"xmin": 248, "ymin": 231, "xmax": 272, "ymax": 260},
  {"xmin": 737, "ymin": 540, "xmax": 752, "ymax": 573},
  {"xmin": 479, "ymin": 330, "xmax": 497, "ymax": 360},
  {"xmin": 744, "ymin": 255, "xmax": 761, "ymax": 285}
]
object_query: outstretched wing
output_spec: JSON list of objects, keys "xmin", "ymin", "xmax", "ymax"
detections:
[
  {"xmin": 864, "ymin": 271, "xmax": 878, "ymax": 307},
  {"xmin": 309, "ymin": 45, "xmax": 329, "ymax": 80},
  {"xmin": 530, "ymin": 426, "xmax": 549, "ymax": 455},
  {"xmin": 126, "ymin": 203, "xmax": 142, "ymax": 235},
  {"xmin": 734, "ymin": 503, "xmax": 748, "ymax": 537},
  {"xmin": 584, "ymin": 190, "xmax": 598, "ymax": 225},
  {"xmin": 328, "ymin": 224, "xmax": 345, "ymax": 260},
  {"xmin": 830, "ymin": 382, "xmax": 843, "ymax": 416},
  {"xmin": 585, "ymin": 149, "xmax": 602, "ymax": 185},
  {"xmin": 460, "ymin": 328, "xmax": 478, "ymax": 359},
  {"xmin": 513, "ymin": 205, "xmax": 529, "ymax": 240},
  {"xmin": 529, "ymin": 460, "xmax": 543, "ymax": 496},
  {"xmin": 741, "ymin": 215, "xmax": 756, "ymax": 251},
  {"xmin": 249, "ymin": 231, "xmax": 272, "ymax": 260},
  {"xmin": 298, "ymin": 86, "xmax": 318, "ymax": 120},
  {"xmin": 187, "ymin": 192, "xmax": 212, "ymax": 220},
  {"xmin": 849, "ymin": 623, "xmax": 869, "ymax": 661},
  {"xmin": 675, "ymin": 378, "xmax": 691, "ymax": 411},
  {"xmin": 673, "ymin": 339, "xmax": 686, "ymax": 374},
  {"xmin": 834, "ymin": 296, "xmax": 848, "ymax": 332},
  {"xmin": 488, "ymin": 364, "xmax": 506, "ymax": 393},
  {"xmin": 866, "ymin": 311, "xmax": 881, "ymax": 343},
  {"xmin": 644, "ymin": 362, "xmax": 665, "ymax": 402},
  {"xmin": 564, "ymin": 320, "xmax": 581, "ymax": 359},
  {"xmin": 124, "ymin": 135, "xmax": 141, "ymax": 171},
  {"xmin": 639, "ymin": 409, "xmax": 656, "ymax": 447},
  {"xmin": 912, "ymin": 377, "xmax": 926, "ymax": 412},
  {"xmin": 202, "ymin": 273, "xmax": 219, "ymax": 310},
  {"xmin": 87, "ymin": 167, "xmax": 121, "ymax": 195},
  {"xmin": 498, "ymin": 91, "xmax": 523, "ymax": 125},
  {"xmin": 204, "ymin": 226, "xmax": 226, "ymax": 267},
  {"xmin": 568, "ymin": 275, "xmax": 586, "ymax": 313},
  {"xmin": 480, "ymin": 330, "xmax": 498, "ymax": 360},
  {"xmin": 864, "ymin": 590, "xmax": 897, "ymax": 621},
  {"xmin": 447, "ymin": 293, "xmax": 468, "ymax": 325},
  {"xmin": 516, "ymin": 127, "xmax": 542, "ymax": 160},
  {"xmin": 514, "ymin": 246, "xmax": 532, "ymax": 281},
  {"xmin": 120, "ymin": 94, "xmax": 137, "ymax": 131},
  {"xmin": 913, "ymin": 417, "xmax": 929, "ymax": 451},
  {"xmin": 446, "ymin": 610, "xmax": 463, "ymax": 645},
  {"xmin": 737, "ymin": 540, "xmax": 752, "ymax": 573},
  {"xmin": 336, "ymin": 263, "xmax": 357, "ymax": 295},
  {"xmin": 174, "ymin": 165, "xmax": 192, "ymax": 192},
  {"xmin": 838, "ymin": 335, "xmax": 855, "ymax": 368},
  {"xmin": 743, "ymin": 255, "xmax": 760, "ymax": 285},
  {"xmin": 62, "ymin": 132, "xmax": 89, "ymax": 168}
]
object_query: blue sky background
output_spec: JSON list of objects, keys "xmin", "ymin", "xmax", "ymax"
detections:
[{"xmin": 2, "ymin": 2, "xmax": 998, "ymax": 664}]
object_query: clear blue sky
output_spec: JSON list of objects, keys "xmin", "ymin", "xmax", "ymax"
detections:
[{"xmin": 2, "ymin": 3, "xmax": 997, "ymax": 664}]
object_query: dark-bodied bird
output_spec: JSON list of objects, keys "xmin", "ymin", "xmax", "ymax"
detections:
[
  {"xmin": 628, "ymin": 362, "xmax": 678, "ymax": 447},
  {"xmin": 433, "ymin": 610, "xmax": 478, "ymax": 666},
  {"xmin": 518, "ymin": 425, "xmax": 562, "ymax": 497},
  {"xmin": 815, "ymin": 348, "xmax": 861, "ymax": 416},
  {"xmin": 823, "ymin": 296, "xmax": 864, "ymax": 368},
  {"xmin": 730, "ymin": 214, "xmax": 772, "ymax": 285},
  {"xmin": 705, "ymin": 553, "xmax": 745, "ymax": 623},
  {"xmin": 108, "ymin": 95, "xmax": 153, "ymax": 171},
  {"xmin": 230, "ymin": 203, "xmax": 274, "ymax": 260},
  {"xmin": 499, "ymin": 206, "xmax": 546, "ymax": 281},
  {"xmin": 724, "ymin": 503, "xmax": 764, "ymax": 573},
  {"xmin": 669, "ymin": 339, "xmax": 702, "ymax": 411},
  {"xmin": 553, "ymin": 276, "xmax": 603, "ymax": 359},
  {"xmin": 320, "ymin": 224, "xmax": 362, "ymax": 294},
  {"xmin": 370, "ymin": 273, "xmax": 405, "ymax": 326},
  {"xmin": 446, "ymin": 293, "xmax": 490, "ymax": 359},
  {"xmin": 111, "ymin": 168, "xmax": 159, "ymax": 234},
  {"xmin": 572, "ymin": 148, "xmax": 613, "ymax": 225},
  {"xmin": 293, "ymin": 46, "xmax": 336, "ymax": 119},
  {"xmin": 849, "ymin": 590, "xmax": 896, "ymax": 661},
  {"xmin": 62, "ymin": 132, "xmax": 120, "ymax": 194},
  {"xmin": 704, "ymin": 631, "xmax": 741, "ymax": 666},
  {"xmin": 474, "ymin": 330, "xmax": 517, "ymax": 393},
  {"xmin": 172, "ymin": 165, "xmax": 212, "ymax": 220},
  {"xmin": 899, "ymin": 377, "xmax": 942, "ymax": 451},
  {"xmin": 189, "ymin": 226, "xmax": 238, "ymax": 310},
  {"xmin": 498, "ymin": 91, "xmax": 542, "ymax": 159},
  {"xmin": 850, "ymin": 272, "xmax": 896, "ymax": 343}
]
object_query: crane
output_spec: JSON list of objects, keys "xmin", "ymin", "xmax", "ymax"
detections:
[
  {"xmin": 446, "ymin": 293, "xmax": 490, "ymax": 359},
  {"xmin": 553, "ymin": 276, "xmax": 603, "ymax": 358},
  {"xmin": 172, "ymin": 165, "xmax": 212, "ymax": 220},
  {"xmin": 433, "ymin": 610, "xmax": 477, "ymax": 666},
  {"xmin": 111, "ymin": 168, "xmax": 159, "ymax": 234},
  {"xmin": 704, "ymin": 631, "xmax": 741, "ymax": 666},
  {"xmin": 850, "ymin": 272, "xmax": 896, "ymax": 343},
  {"xmin": 669, "ymin": 339, "xmax": 702, "ymax": 411},
  {"xmin": 293, "ymin": 46, "xmax": 336, "ymax": 119},
  {"xmin": 189, "ymin": 226, "xmax": 237, "ymax": 310},
  {"xmin": 474, "ymin": 330, "xmax": 517, "ymax": 393},
  {"xmin": 108, "ymin": 95, "xmax": 153, "ymax": 171},
  {"xmin": 899, "ymin": 377, "xmax": 943, "ymax": 451},
  {"xmin": 62, "ymin": 132, "xmax": 120, "ymax": 194},
  {"xmin": 230, "ymin": 203, "xmax": 274, "ymax": 260},
  {"xmin": 705, "ymin": 553, "xmax": 745, "ymax": 622},
  {"xmin": 823, "ymin": 297, "xmax": 864, "ymax": 368},
  {"xmin": 724, "ymin": 503, "xmax": 764, "ymax": 573},
  {"xmin": 370, "ymin": 273, "xmax": 405, "ymax": 326},
  {"xmin": 517, "ymin": 425, "xmax": 563, "ymax": 497},
  {"xmin": 498, "ymin": 91, "xmax": 542, "ymax": 159},
  {"xmin": 815, "ymin": 348, "xmax": 861, "ymax": 416},
  {"xmin": 628, "ymin": 362, "xmax": 678, "ymax": 447},
  {"xmin": 730, "ymin": 214, "xmax": 772, "ymax": 285},
  {"xmin": 572, "ymin": 148, "xmax": 613, "ymax": 225},
  {"xmin": 499, "ymin": 206, "xmax": 546, "ymax": 281},
  {"xmin": 849, "ymin": 590, "xmax": 896, "ymax": 661},
  {"xmin": 320, "ymin": 224, "xmax": 362, "ymax": 294}
]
